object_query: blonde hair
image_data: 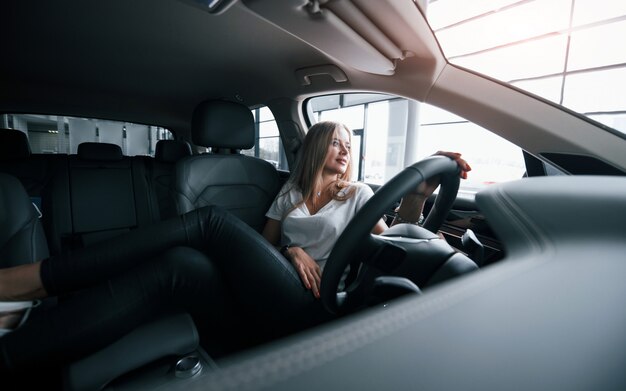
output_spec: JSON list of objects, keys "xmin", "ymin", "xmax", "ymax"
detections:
[{"xmin": 286, "ymin": 121, "xmax": 355, "ymax": 209}]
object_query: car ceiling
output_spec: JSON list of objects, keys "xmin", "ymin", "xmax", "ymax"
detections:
[
  {"xmin": 4, "ymin": 0, "xmax": 626, "ymax": 174},
  {"xmin": 0, "ymin": 0, "xmax": 439, "ymax": 133},
  {"xmin": 0, "ymin": 0, "xmax": 343, "ymax": 129}
]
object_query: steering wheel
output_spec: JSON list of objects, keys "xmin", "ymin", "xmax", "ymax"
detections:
[{"xmin": 320, "ymin": 155, "xmax": 461, "ymax": 314}]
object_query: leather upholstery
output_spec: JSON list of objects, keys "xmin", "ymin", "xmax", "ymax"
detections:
[
  {"xmin": 0, "ymin": 130, "xmax": 70, "ymax": 255},
  {"xmin": 77, "ymin": 142, "xmax": 123, "ymax": 161},
  {"xmin": 68, "ymin": 143, "xmax": 154, "ymax": 247},
  {"xmin": 0, "ymin": 173, "xmax": 49, "ymax": 267},
  {"xmin": 191, "ymin": 100, "xmax": 255, "ymax": 149},
  {"xmin": 150, "ymin": 140, "xmax": 193, "ymax": 220},
  {"xmin": 0, "ymin": 129, "xmax": 31, "ymax": 160},
  {"xmin": 0, "ymin": 171, "xmax": 201, "ymax": 387},
  {"xmin": 65, "ymin": 312, "xmax": 199, "ymax": 391},
  {"xmin": 175, "ymin": 101, "xmax": 280, "ymax": 232},
  {"xmin": 155, "ymin": 140, "xmax": 192, "ymax": 163}
]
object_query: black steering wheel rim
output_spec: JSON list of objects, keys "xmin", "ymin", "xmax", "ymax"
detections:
[{"xmin": 320, "ymin": 155, "xmax": 461, "ymax": 314}]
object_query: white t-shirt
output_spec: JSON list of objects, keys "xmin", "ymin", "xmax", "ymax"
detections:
[{"xmin": 265, "ymin": 182, "xmax": 374, "ymax": 272}]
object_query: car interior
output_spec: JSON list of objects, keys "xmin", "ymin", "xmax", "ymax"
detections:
[{"xmin": 1, "ymin": 0, "xmax": 625, "ymax": 390}]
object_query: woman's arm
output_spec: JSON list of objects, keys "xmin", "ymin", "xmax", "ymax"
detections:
[
  {"xmin": 391, "ymin": 151, "xmax": 471, "ymax": 226},
  {"xmin": 372, "ymin": 218, "xmax": 388, "ymax": 234},
  {"xmin": 261, "ymin": 218, "xmax": 282, "ymax": 246},
  {"xmin": 282, "ymin": 246, "xmax": 321, "ymax": 299},
  {"xmin": 262, "ymin": 217, "xmax": 322, "ymax": 298},
  {"xmin": 0, "ymin": 262, "xmax": 47, "ymax": 301},
  {"xmin": 390, "ymin": 182, "xmax": 432, "ymax": 226}
]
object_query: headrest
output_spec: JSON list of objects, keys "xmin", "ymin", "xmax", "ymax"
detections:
[
  {"xmin": 0, "ymin": 129, "xmax": 31, "ymax": 160},
  {"xmin": 77, "ymin": 142, "xmax": 123, "ymax": 161},
  {"xmin": 191, "ymin": 100, "xmax": 255, "ymax": 149},
  {"xmin": 155, "ymin": 140, "xmax": 193, "ymax": 163}
]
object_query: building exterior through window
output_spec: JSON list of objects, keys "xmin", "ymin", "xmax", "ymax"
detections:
[
  {"xmin": 1, "ymin": 114, "xmax": 172, "ymax": 157},
  {"xmin": 427, "ymin": 0, "xmax": 626, "ymax": 134}
]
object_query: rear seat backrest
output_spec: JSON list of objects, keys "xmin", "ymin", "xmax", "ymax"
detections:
[
  {"xmin": 0, "ymin": 129, "xmax": 44, "ymax": 196},
  {"xmin": 147, "ymin": 140, "xmax": 193, "ymax": 220},
  {"xmin": 0, "ymin": 128, "xmax": 31, "ymax": 159},
  {"xmin": 0, "ymin": 129, "xmax": 72, "ymax": 256},
  {"xmin": 1, "ymin": 130, "xmax": 181, "ymax": 254},
  {"xmin": 67, "ymin": 142, "xmax": 155, "ymax": 247},
  {"xmin": 0, "ymin": 173, "xmax": 49, "ymax": 266}
]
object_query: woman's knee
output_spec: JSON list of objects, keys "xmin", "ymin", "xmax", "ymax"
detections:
[{"xmin": 152, "ymin": 246, "xmax": 218, "ymax": 284}]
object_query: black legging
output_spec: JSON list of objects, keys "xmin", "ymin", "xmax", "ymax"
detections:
[{"xmin": 1, "ymin": 206, "xmax": 326, "ymax": 371}]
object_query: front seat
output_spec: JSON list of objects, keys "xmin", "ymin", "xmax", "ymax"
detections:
[{"xmin": 173, "ymin": 100, "xmax": 281, "ymax": 233}]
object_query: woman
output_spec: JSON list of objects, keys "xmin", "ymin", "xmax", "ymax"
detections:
[
  {"xmin": 263, "ymin": 121, "xmax": 470, "ymax": 298},
  {"xmin": 0, "ymin": 121, "xmax": 470, "ymax": 374}
]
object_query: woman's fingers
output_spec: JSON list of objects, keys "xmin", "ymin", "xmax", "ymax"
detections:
[
  {"xmin": 290, "ymin": 247, "xmax": 322, "ymax": 299},
  {"xmin": 435, "ymin": 151, "xmax": 472, "ymax": 178},
  {"xmin": 311, "ymin": 267, "xmax": 321, "ymax": 298},
  {"xmin": 297, "ymin": 264, "xmax": 311, "ymax": 289},
  {"xmin": 436, "ymin": 150, "xmax": 461, "ymax": 158},
  {"xmin": 297, "ymin": 263, "xmax": 321, "ymax": 298}
]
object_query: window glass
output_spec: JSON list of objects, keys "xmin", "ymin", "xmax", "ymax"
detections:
[
  {"xmin": 588, "ymin": 113, "xmax": 626, "ymax": 134},
  {"xmin": 260, "ymin": 121, "xmax": 279, "ymax": 138},
  {"xmin": 433, "ymin": 0, "xmax": 571, "ymax": 58},
  {"xmin": 562, "ymin": 68, "xmax": 626, "ymax": 113},
  {"xmin": 307, "ymin": 93, "xmax": 525, "ymax": 191},
  {"xmin": 244, "ymin": 106, "xmax": 288, "ymax": 170},
  {"xmin": 426, "ymin": 0, "xmax": 626, "ymax": 135},
  {"xmin": 572, "ymin": 0, "xmax": 626, "ymax": 26},
  {"xmin": 363, "ymin": 100, "xmax": 391, "ymax": 183},
  {"xmin": 417, "ymin": 122, "xmax": 524, "ymax": 190},
  {"xmin": 452, "ymin": 35, "xmax": 568, "ymax": 82},
  {"xmin": 427, "ymin": 0, "xmax": 520, "ymax": 30},
  {"xmin": 567, "ymin": 21, "xmax": 626, "ymax": 71},
  {"xmin": 319, "ymin": 105, "xmax": 365, "ymax": 131},
  {"xmin": 1, "ymin": 114, "xmax": 172, "ymax": 156},
  {"xmin": 258, "ymin": 138, "xmax": 281, "ymax": 168},
  {"xmin": 259, "ymin": 106, "xmax": 275, "ymax": 122}
]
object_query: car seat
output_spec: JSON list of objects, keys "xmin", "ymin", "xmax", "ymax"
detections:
[{"xmin": 173, "ymin": 100, "xmax": 281, "ymax": 232}]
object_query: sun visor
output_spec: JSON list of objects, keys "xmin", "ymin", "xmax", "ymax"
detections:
[{"xmin": 242, "ymin": 0, "xmax": 404, "ymax": 75}]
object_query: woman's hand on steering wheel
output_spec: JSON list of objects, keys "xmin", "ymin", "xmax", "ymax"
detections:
[
  {"xmin": 397, "ymin": 151, "xmax": 471, "ymax": 223},
  {"xmin": 284, "ymin": 246, "xmax": 321, "ymax": 299},
  {"xmin": 434, "ymin": 151, "xmax": 471, "ymax": 180},
  {"xmin": 322, "ymin": 153, "xmax": 466, "ymax": 313},
  {"xmin": 410, "ymin": 151, "xmax": 471, "ymax": 198}
]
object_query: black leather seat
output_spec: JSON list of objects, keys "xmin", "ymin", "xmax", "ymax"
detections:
[
  {"xmin": 148, "ymin": 140, "xmax": 193, "ymax": 220},
  {"xmin": 174, "ymin": 100, "xmax": 281, "ymax": 232},
  {"xmin": 0, "ymin": 128, "xmax": 31, "ymax": 160},
  {"xmin": 0, "ymin": 173, "xmax": 49, "ymax": 267},
  {"xmin": 67, "ymin": 142, "xmax": 155, "ymax": 247},
  {"xmin": 0, "ymin": 172, "xmax": 201, "ymax": 390},
  {"xmin": 0, "ymin": 128, "xmax": 51, "ymax": 213}
]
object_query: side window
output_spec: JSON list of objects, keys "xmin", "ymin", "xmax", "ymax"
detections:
[
  {"xmin": 307, "ymin": 93, "xmax": 526, "ymax": 191},
  {"xmin": 244, "ymin": 106, "xmax": 288, "ymax": 170},
  {"xmin": 1, "ymin": 114, "xmax": 172, "ymax": 156}
]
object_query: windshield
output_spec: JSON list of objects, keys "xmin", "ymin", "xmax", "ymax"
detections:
[{"xmin": 425, "ymin": 0, "xmax": 626, "ymax": 135}]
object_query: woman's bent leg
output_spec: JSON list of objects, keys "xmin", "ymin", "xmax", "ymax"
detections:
[
  {"xmin": 39, "ymin": 217, "xmax": 199, "ymax": 295},
  {"xmin": 39, "ymin": 206, "xmax": 329, "ymax": 338},
  {"xmin": 189, "ymin": 207, "xmax": 328, "ymax": 336},
  {"xmin": 1, "ymin": 246, "xmax": 223, "ymax": 372}
]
